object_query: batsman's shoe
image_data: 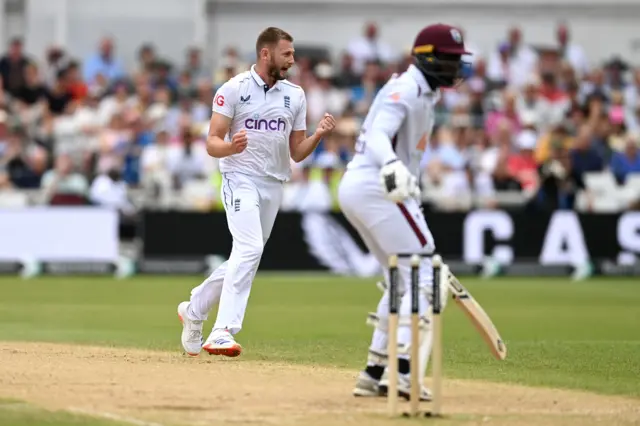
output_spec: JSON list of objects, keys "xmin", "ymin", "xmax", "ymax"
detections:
[
  {"xmin": 378, "ymin": 370, "xmax": 432, "ymax": 401},
  {"xmin": 352, "ymin": 371, "xmax": 380, "ymax": 397},
  {"xmin": 202, "ymin": 328, "xmax": 243, "ymax": 357},
  {"xmin": 177, "ymin": 302, "xmax": 203, "ymax": 357}
]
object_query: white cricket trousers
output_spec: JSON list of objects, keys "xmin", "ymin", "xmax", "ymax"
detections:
[
  {"xmin": 338, "ymin": 167, "xmax": 435, "ymax": 360},
  {"xmin": 187, "ymin": 171, "xmax": 283, "ymax": 334}
]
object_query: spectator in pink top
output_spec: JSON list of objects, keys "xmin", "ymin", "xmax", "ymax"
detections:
[{"xmin": 486, "ymin": 89, "xmax": 521, "ymax": 139}]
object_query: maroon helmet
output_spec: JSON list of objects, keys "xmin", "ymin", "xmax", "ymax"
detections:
[{"xmin": 412, "ymin": 24, "xmax": 471, "ymax": 87}]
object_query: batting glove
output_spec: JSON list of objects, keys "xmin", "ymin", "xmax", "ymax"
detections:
[{"xmin": 379, "ymin": 159, "xmax": 421, "ymax": 203}]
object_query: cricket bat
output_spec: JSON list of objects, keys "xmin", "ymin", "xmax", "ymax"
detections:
[{"xmin": 447, "ymin": 273, "xmax": 507, "ymax": 360}]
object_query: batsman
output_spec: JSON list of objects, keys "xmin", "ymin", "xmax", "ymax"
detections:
[{"xmin": 338, "ymin": 23, "xmax": 470, "ymax": 400}]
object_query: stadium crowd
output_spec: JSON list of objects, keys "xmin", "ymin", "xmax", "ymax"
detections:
[{"xmin": 0, "ymin": 22, "xmax": 639, "ymax": 213}]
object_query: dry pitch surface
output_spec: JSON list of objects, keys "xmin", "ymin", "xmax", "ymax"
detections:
[{"xmin": 1, "ymin": 342, "xmax": 638, "ymax": 426}]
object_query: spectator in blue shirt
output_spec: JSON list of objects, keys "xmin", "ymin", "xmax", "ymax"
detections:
[
  {"xmin": 83, "ymin": 37, "xmax": 125, "ymax": 85},
  {"xmin": 569, "ymin": 124, "xmax": 604, "ymax": 188},
  {"xmin": 610, "ymin": 134, "xmax": 640, "ymax": 184},
  {"xmin": 123, "ymin": 116, "xmax": 154, "ymax": 186}
]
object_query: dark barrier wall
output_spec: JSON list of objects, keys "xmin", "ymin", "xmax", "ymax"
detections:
[{"xmin": 142, "ymin": 210, "xmax": 640, "ymax": 273}]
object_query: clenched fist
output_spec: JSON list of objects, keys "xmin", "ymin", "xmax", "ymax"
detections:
[
  {"xmin": 230, "ymin": 130, "xmax": 248, "ymax": 154},
  {"xmin": 314, "ymin": 113, "xmax": 336, "ymax": 138}
]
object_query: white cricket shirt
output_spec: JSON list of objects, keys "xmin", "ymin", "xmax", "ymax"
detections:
[
  {"xmin": 212, "ymin": 65, "xmax": 307, "ymax": 182},
  {"xmin": 347, "ymin": 64, "xmax": 439, "ymax": 178}
]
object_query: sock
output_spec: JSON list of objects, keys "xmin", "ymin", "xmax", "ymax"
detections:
[{"xmin": 365, "ymin": 365, "xmax": 385, "ymax": 380}]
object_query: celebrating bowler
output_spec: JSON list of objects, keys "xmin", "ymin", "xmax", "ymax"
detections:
[{"xmin": 177, "ymin": 27, "xmax": 336, "ymax": 358}]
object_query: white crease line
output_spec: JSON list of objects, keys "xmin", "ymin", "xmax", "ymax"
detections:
[{"xmin": 68, "ymin": 407, "xmax": 164, "ymax": 426}]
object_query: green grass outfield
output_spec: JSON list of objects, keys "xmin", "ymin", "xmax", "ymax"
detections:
[{"xmin": 0, "ymin": 274, "xmax": 639, "ymax": 424}]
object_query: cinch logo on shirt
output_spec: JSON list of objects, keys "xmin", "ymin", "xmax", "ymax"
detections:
[{"xmin": 244, "ymin": 116, "xmax": 286, "ymax": 132}]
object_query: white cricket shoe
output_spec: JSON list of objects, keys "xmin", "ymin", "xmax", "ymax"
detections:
[
  {"xmin": 202, "ymin": 328, "xmax": 243, "ymax": 357},
  {"xmin": 177, "ymin": 302, "xmax": 203, "ymax": 357},
  {"xmin": 352, "ymin": 370, "xmax": 381, "ymax": 397},
  {"xmin": 378, "ymin": 369, "xmax": 432, "ymax": 401}
]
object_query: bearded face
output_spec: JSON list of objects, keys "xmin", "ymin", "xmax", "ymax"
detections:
[{"xmin": 265, "ymin": 40, "xmax": 295, "ymax": 82}]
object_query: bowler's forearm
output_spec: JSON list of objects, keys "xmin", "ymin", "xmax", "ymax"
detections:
[
  {"xmin": 206, "ymin": 136, "xmax": 233, "ymax": 158},
  {"xmin": 291, "ymin": 133, "xmax": 321, "ymax": 162}
]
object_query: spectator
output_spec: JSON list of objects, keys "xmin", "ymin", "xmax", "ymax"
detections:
[
  {"xmin": 96, "ymin": 112, "xmax": 131, "ymax": 175},
  {"xmin": 140, "ymin": 128, "xmax": 172, "ymax": 192},
  {"xmin": 487, "ymin": 27, "xmax": 538, "ymax": 89},
  {"xmin": 335, "ymin": 53, "xmax": 360, "ymax": 88},
  {"xmin": 306, "ymin": 63, "xmax": 348, "ymax": 131},
  {"xmin": 570, "ymin": 124, "xmax": 604, "ymax": 188},
  {"xmin": 213, "ymin": 46, "xmax": 248, "ymax": 88},
  {"xmin": 66, "ymin": 61, "xmax": 89, "ymax": 102},
  {"xmin": 122, "ymin": 114, "xmax": 154, "ymax": 186},
  {"xmin": 351, "ymin": 60, "xmax": 383, "ymax": 116},
  {"xmin": 471, "ymin": 58, "xmax": 496, "ymax": 92},
  {"xmin": 98, "ymin": 80, "xmax": 132, "ymax": 125},
  {"xmin": 167, "ymin": 127, "xmax": 210, "ymax": 189},
  {"xmin": 176, "ymin": 70, "xmax": 195, "ymax": 100},
  {"xmin": 164, "ymin": 94, "xmax": 208, "ymax": 138},
  {"xmin": 183, "ymin": 47, "xmax": 210, "ymax": 83},
  {"xmin": 150, "ymin": 59, "xmax": 178, "ymax": 98},
  {"xmin": 145, "ymin": 86, "xmax": 171, "ymax": 130},
  {"xmin": 505, "ymin": 27, "xmax": 538, "ymax": 88},
  {"xmin": 605, "ymin": 57, "xmax": 629, "ymax": 92},
  {"xmin": 608, "ymin": 91, "xmax": 628, "ymax": 152},
  {"xmin": 43, "ymin": 46, "xmax": 69, "ymax": 87},
  {"xmin": 591, "ymin": 109, "xmax": 613, "ymax": 163},
  {"xmin": 45, "ymin": 69, "xmax": 72, "ymax": 116},
  {"xmin": 83, "ymin": 37, "xmax": 125, "ymax": 85},
  {"xmin": 52, "ymin": 87, "xmax": 101, "ymax": 169},
  {"xmin": 624, "ymin": 68, "xmax": 640, "ymax": 119},
  {"xmin": 41, "ymin": 154, "xmax": 89, "ymax": 204},
  {"xmin": 14, "ymin": 62, "xmax": 47, "ymax": 108},
  {"xmin": 610, "ymin": 133, "xmax": 640, "ymax": 184},
  {"xmin": 136, "ymin": 44, "xmax": 156, "ymax": 75},
  {"xmin": 509, "ymin": 130, "xmax": 540, "ymax": 196},
  {"xmin": 130, "ymin": 76, "xmax": 155, "ymax": 115},
  {"xmin": 537, "ymin": 139, "xmax": 577, "ymax": 210},
  {"xmin": 1, "ymin": 127, "xmax": 47, "ymax": 189},
  {"xmin": 346, "ymin": 22, "xmax": 396, "ymax": 75},
  {"xmin": 486, "ymin": 90, "xmax": 521, "ymax": 138},
  {"xmin": 559, "ymin": 61, "xmax": 578, "ymax": 91},
  {"xmin": 539, "ymin": 71, "xmax": 571, "ymax": 125},
  {"xmin": 89, "ymin": 167, "xmax": 136, "ymax": 215},
  {"xmin": 581, "ymin": 68, "xmax": 610, "ymax": 103},
  {"xmin": 535, "ymin": 122, "xmax": 573, "ymax": 164},
  {"xmin": 436, "ymin": 117, "xmax": 474, "ymax": 197},
  {"xmin": 557, "ymin": 23, "xmax": 588, "ymax": 78},
  {"xmin": 516, "ymin": 76, "xmax": 544, "ymax": 129},
  {"xmin": 492, "ymin": 143, "xmax": 522, "ymax": 191},
  {"xmin": 467, "ymin": 79, "xmax": 487, "ymax": 128},
  {"xmin": 486, "ymin": 42, "xmax": 511, "ymax": 87},
  {"xmin": 0, "ymin": 38, "xmax": 29, "ymax": 97}
]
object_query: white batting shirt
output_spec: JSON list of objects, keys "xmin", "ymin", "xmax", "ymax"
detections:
[
  {"xmin": 212, "ymin": 65, "xmax": 307, "ymax": 182},
  {"xmin": 348, "ymin": 64, "xmax": 439, "ymax": 178}
]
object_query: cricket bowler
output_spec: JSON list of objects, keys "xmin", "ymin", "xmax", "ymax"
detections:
[
  {"xmin": 177, "ymin": 27, "xmax": 336, "ymax": 358},
  {"xmin": 338, "ymin": 24, "xmax": 470, "ymax": 399}
]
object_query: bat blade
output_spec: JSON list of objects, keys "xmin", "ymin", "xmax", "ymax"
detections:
[{"xmin": 448, "ymin": 274, "xmax": 507, "ymax": 360}]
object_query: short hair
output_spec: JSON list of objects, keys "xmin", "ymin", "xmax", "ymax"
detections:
[{"xmin": 255, "ymin": 27, "xmax": 293, "ymax": 57}]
